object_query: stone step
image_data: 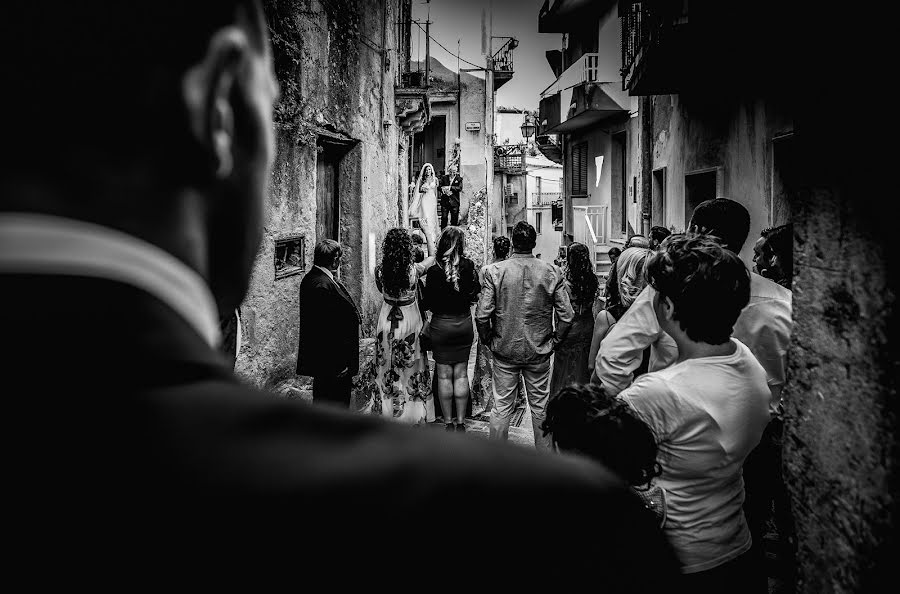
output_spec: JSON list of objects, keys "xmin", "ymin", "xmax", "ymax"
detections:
[{"xmin": 427, "ymin": 418, "xmax": 535, "ymax": 448}]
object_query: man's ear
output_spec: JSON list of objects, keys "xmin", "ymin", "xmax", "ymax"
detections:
[
  {"xmin": 182, "ymin": 27, "xmax": 252, "ymax": 180},
  {"xmin": 659, "ymin": 295, "xmax": 676, "ymax": 322}
]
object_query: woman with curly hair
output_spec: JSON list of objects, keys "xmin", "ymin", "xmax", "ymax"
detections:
[
  {"xmin": 549, "ymin": 242, "xmax": 599, "ymax": 399},
  {"xmin": 374, "ymin": 228, "xmax": 434, "ymax": 424},
  {"xmin": 424, "ymin": 226, "xmax": 481, "ymax": 430}
]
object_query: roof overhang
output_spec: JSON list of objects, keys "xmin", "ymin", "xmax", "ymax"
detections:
[
  {"xmin": 538, "ymin": 0, "xmax": 617, "ymax": 33},
  {"xmin": 542, "ymin": 82, "xmax": 629, "ymax": 134}
]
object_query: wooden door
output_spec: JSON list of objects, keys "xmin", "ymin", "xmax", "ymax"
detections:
[{"xmin": 316, "ymin": 152, "xmax": 339, "ymax": 241}]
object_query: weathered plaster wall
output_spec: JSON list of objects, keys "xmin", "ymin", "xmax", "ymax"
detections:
[
  {"xmin": 561, "ymin": 114, "xmax": 641, "ymax": 245},
  {"xmin": 237, "ymin": 0, "xmax": 401, "ymax": 388},
  {"xmin": 531, "ymin": 205, "xmax": 559, "ymax": 263},
  {"xmin": 237, "ymin": 132, "xmax": 315, "ymax": 387},
  {"xmin": 784, "ymin": 163, "xmax": 898, "ymax": 592},
  {"xmin": 461, "ymin": 75, "xmax": 488, "ymax": 224},
  {"xmin": 649, "ymin": 94, "xmax": 793, "ymax": 264}
]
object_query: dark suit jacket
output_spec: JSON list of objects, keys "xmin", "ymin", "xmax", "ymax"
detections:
[
  {"xmin": 439, "ymin": 173, "xmax": 462, "ymax": 207},
  {"xmin": 296, "ymin": 266, "xmax": 361, "ymax": 377},
  {"xmin": 2, "ymin": 273, "xmax": 680, "ymax": 586}
]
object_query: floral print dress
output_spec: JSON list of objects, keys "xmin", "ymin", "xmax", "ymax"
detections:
[{"xmin": 373, "ymin": 265, "xmax": 434, "ymax": 424}]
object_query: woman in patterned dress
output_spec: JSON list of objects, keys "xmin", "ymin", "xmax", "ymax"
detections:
[{"xmin": 374, "ymin": 228, "xmax": 434, "ymax": 423}]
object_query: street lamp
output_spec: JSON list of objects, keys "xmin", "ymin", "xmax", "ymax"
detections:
[{"xmin": 520, "ymin": 113, "xmax": 536, "ymax": 141}]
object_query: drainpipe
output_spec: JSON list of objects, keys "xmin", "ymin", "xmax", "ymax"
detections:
[{"xmin": 640, "ymin": 95, "xmax": 653, "ymax": 235}]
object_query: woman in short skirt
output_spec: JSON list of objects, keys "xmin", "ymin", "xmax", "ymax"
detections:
[{"xmin": 423, "ymin": 226, "xmax": 481, "ymax": 431}]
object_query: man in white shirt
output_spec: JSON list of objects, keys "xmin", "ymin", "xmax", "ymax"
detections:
[
  {"xmin": 618, "ymin": 234, "xmax": 770, "ymax": 590},
  {"xmin": 595, "ymin": 198, "xmax": 792, "ymax": 583},
  {"xmin": 595, "ymin": 198, "xmax": 792, "ymax": 409}
]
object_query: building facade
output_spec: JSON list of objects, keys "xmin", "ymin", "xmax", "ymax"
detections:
[
  {"xmin": 494, "ymin": 107, "xmax": 563, "ymax": 263},
  {"xmin": 237, "ymin": 0, "xmax": 427, "ymax": 388},
  {"xmin": 537, "ymin": 0, "xmax": 793, "ymax": 269}
]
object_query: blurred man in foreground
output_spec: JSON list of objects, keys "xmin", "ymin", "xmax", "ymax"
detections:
[{"xmin": 1, "ymin": 1, "xmax": 678, "ymax": 584}]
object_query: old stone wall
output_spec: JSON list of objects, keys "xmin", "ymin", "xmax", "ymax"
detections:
[
  {"xmin": 784, "ymin": 164, "xmax": 898, "ymax": 592},
  {"xmin": 237, "ymin": 0, "xmax": 402, "ymax": 388}
]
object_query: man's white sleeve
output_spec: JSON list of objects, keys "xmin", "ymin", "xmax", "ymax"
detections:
[{"xmin": 596, "ymin": 286, "xmax": 670, "ymax": 395}]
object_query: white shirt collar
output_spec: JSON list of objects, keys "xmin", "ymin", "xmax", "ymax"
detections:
[
  {"xmin": 0, "ymin": 213, "xmax": 221, "ymax": 348},
  {"xmin": 315, "ymin": 265, "xmax": 335, "ymax": 282}
]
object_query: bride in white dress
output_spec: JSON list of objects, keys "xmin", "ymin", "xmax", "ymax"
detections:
[{"xmin": 409, "ymin": 163, "xmax": 439, "ymax": 256}]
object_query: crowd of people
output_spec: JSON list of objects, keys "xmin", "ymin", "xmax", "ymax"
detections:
[
  {"xmin": 3, "ymin": 1, "xmax": 797, "ymax": 587},
  {"xmin": 300, "ymin": 196, "xmax": 793, "ymax": 591}
]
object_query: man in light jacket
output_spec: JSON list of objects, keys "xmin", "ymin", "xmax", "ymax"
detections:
[{"xmin": 476, "ymin": 221, "xmax": 574, "ymax": 449}]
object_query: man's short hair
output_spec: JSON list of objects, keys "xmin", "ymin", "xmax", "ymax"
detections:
[
  {"xmin": 411, "ymin": 232, "xmax": 425, "ymax": 246},
  {"xmin": 313, "ymin": 239, "xmax": 343, "ymax": 269},
  {"xmin": 649, "ymin": 226, "xmax": 671, "ymax": 245},
  {"xmin": 688, "ymin": 199, "xmax": 751, "ymax": 254},
  {"xmin": 511, "ymin": 221, "xmax": 537, "ymax": 251},
  {"xmin": 493, "ymin": 236, "xmax": 511, "ymax": 260},
  {"xmin": 607, "ymin": 247, "xmax": 622, "ymax": 259},
  {"xmin": 646, "ymin": 234, "xmax": 750, "ymax": 345}
]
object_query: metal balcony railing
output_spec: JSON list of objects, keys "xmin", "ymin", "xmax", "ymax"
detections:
[
  {"xmin": 540, "ymin": 53, "xmax": 601, "ymax": 99},
  {"xmin": 492, "ymin": 37, "xmax": 517, "ymax": 73},
  {"xmin": 494, "ymin": 144, "xmax": 526, "ymax": 173},
  {"xmin": 620, "ymin": 1, "xmax": 679, "ymax": 90},
  {"xmin": 533, "ymin": 191, "xmax": 561, "ymax": 206}
]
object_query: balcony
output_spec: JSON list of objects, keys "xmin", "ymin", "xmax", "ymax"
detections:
[
  {"xmin": 395, "ymin": 74, "xmax": 430, "ymax": 134},
  {"xmin": 491, "ymin": 37, "xmax": 517, "ymax": 91},
  {"xmin": 533, "ymin": 191, "xmax": 561, "ymax": 206},
  {"xmin": 620, "ymin": 1, "xmax": 688, "ymax": 95},
  {"xmin": 538, "ymin": 0, "xmax": 616, "ymax": 33},
  {"xmin": 540, "ymin": 52, "xmax": 601, "ymax": 100},
  {"xmin": 620, "ymin": 1, "xmax": 789, "ymax": 95},
  {"xmin": 535, "ymin": 134, "xmax": 562, "ymax": 164},
  {"xmin": 538, "ymin": 53, "xmax": 630, "ymax": 135},
  {"xmin": 494, "ymin": 144, "xmax": 526, "ymax": 174}
]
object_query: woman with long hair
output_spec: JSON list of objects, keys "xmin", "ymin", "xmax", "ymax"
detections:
[
  {"xmin": 374, "ymin": 228, "xmax": 434, "ymax": 424},
  {"xmin": 423, "ymin": 226, "xmax": 481, "ymax": 430},
  {"xmin": 588, "ymin": 246, "xmax": 652, "ymax": 379},
  {"xmin": 409, "ymin": 163, "xmax": 439, "ymax": 256},
  {"xmin": 549, "ymin": 242, "xmax": 599, "ymax": 399}
]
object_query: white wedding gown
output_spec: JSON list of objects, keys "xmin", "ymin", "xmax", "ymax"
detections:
[{"xmin": 413, "ymin": 178, "xmax": 438, "ymax": 256}]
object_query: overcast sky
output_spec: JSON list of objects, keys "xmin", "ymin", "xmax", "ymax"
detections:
[{"xmin": 411, "ymin": 0, "xmax": 562, "ymax": 111}]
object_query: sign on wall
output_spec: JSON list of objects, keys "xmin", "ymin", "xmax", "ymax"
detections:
[{"xmin": 465, "ymin": 122, "xmax": 481, "ymax": 132}]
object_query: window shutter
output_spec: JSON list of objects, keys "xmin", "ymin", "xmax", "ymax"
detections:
[{"xmin": 572, "ymin": 143, "xmax": 587, "ymax": 195}]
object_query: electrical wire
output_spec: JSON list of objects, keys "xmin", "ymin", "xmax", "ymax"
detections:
[{"xmin": 412, "ymin": 21, "xmax": 483, "ymax": 70}]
